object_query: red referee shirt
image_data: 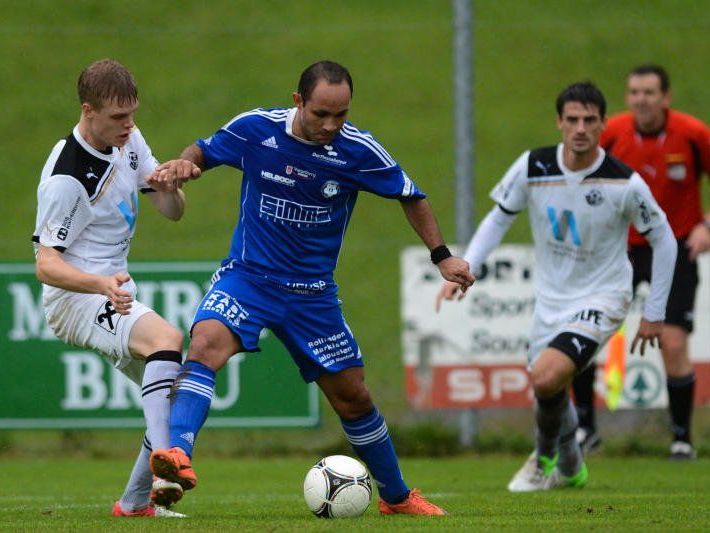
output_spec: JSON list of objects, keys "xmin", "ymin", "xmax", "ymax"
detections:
[{"xmin": 601, "ymin": 109, "xmax": 710, "ymax": 246}]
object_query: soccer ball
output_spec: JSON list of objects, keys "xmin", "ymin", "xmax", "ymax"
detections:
[{"xmin": 303, "ymin": 455, "xmax": 372, "ymax": 518}]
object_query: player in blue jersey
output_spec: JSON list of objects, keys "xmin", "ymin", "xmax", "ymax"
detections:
[{"xmin": 148, "ymin": 60, "xmax": 474, "ymax": 516}]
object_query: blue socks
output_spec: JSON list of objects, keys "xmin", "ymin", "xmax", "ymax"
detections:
[
  {"xmin": 168, "ymin": 360, "xmax": 215, "ymax": 457},
  {"xmin": 341, "ymin": 407, "xmax": 409, "ymax": 504}
]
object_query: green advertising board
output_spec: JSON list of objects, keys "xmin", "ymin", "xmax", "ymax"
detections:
[{"xmin": 0, "ymin": 263, "xmax": 319, "ymax": 429}]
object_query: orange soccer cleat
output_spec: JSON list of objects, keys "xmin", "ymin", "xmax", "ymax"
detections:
[
  {"xmin": 150, "ymin": 447, "xmax": 198, "ymax": 491},
  {"xmin": 378, "ymin": 488, "xmax": 447, "ymax": 516}
]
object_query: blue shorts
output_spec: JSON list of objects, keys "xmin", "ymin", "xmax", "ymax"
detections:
[{"xmin": 192, "ymin": 260, "xmax": 363, "ymax": 382}]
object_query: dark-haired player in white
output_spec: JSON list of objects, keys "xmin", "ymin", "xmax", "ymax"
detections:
[
  {"xmin": 437, "ymin": 82, "xmax": 677, "ymax": 491},
  {"xmin": 33, "ymin": 59, "xmax": 199, "ymax": 517}
]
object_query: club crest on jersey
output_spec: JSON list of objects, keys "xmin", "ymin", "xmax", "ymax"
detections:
[
  {"xmin": 585, "ymin": 189, "xmax": 604, "ymax": 206},
  {"xmin": 128, "ymin": 152, "xmax": 138, "ymax": 170},
  {"xmin": 321, "ymin": 180, "xmax": 340, "ymax": 198}
]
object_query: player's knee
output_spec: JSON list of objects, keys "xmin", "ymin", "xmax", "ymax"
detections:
[
  {"xmin": 332, "ymin": 387, "xmax": 373, "ymax": 420},
  {"xmin": 187, "ymin": 332, "xmax": 234, "ymax": 371},
  {"xmin": 530, "ymin": 369, "xmax": 565, "ymax": 399}
]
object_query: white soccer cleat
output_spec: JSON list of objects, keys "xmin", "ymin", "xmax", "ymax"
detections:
[
  {"xmin": 669, "ymin": 441, "xmax": 697, "ymax": 461},
  {"xmin": 154, "ymin": 505, "xmax": 187, "ymax": 518},
  {"xmin": 507, "ymin": 452, "xmax": 560, "ymax": 492},
  {"xmin": 151, "ymin": 476, "xmax": 184, "ymax": 508}
]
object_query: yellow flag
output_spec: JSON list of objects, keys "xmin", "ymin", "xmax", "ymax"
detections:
[{"xmin": 604, "ymin": 324, "xmax": 626, "ymax": 410}]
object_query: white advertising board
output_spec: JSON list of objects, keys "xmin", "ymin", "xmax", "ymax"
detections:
[{"xmin": 401, "ymin": 245, "xmax": 710, "ymax": 409}]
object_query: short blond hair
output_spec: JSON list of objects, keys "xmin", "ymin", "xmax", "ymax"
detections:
[{"xmin": 77, "ymin": 59, "xmax": 138, "ymax": 109}]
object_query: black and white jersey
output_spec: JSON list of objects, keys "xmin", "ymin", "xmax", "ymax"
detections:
[
  {"xmin": 33, "ymin": 126, "xmax": 157, "ymax": 283},
  {"xmin": 490, "ymin": 144, "xmax": 667, "ymax": 310}
]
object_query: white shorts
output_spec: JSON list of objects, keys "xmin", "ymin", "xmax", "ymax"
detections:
[
  {"xmin": 44, "ymin": 289, "xmax": 153, "ymax": 385},
  {"xmin": 528, "ymin": 295, "xmax": 630, "ymax": 368}
]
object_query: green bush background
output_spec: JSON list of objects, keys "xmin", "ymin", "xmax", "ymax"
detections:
[{"xmin": 2, "ymin": 0, "xmax": 709, "ymax": 455}]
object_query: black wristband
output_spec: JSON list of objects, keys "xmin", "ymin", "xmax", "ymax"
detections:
[{"xmin": 430, "ymin": 245, "xmax": 452, "ymax": 265}]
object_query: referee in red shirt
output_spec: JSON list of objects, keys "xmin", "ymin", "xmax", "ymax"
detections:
[{"xmin": 573, "ymin": 65, "xmax": 710, "ymax": 460}]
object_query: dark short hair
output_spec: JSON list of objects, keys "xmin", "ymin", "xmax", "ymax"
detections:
[
  {"xmin": 297, "ymin": 60, "xmax": 353, "ymax": 103},
  {"xmin": 78, "ymin": 59, "xmax": 138, "ymax": 109},
  {"xmin": 628, "ymin": 64, "xmax": 670, "ymax": 93},
  {"xmin": 556, "ymin": 81, "xmax": 606, "ymax": 119}
]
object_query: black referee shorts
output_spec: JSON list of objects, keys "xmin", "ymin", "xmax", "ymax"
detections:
[{"xmin": 629, "ymin": 238, "xmax": 698, "ymax": 333}]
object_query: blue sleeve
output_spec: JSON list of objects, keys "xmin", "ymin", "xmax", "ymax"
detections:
[
  {"xmin": 358, "ymin": 165, "xmax": 427, "ymax": 199},
  {"xmin": 196, "ymin": 116, "xmax": 250, "ymax": 171}
]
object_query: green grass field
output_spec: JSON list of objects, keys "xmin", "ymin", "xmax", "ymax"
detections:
[
  {"xmin": 2, "ymin": 456, "xmax": 708, "ymax": 530},
  {"xmin": 2, "ymin": 2, "xmax": 710, "ymax": 521}
]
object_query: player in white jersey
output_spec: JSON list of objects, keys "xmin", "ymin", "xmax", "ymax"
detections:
[
  {"xmin": 32, "ymin": 59, "xmax": 199, "ymax": 517},
  {"xmin": 437, "ymin": 82, "xmax": 677, "ymax": 491}
]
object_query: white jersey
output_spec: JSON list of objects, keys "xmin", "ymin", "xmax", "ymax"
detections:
[
  {"xmin": 491, "ymin": 144, "xmax": 667, "ymax": 309},
  {"xmin": 33, "ymin": 125, "xmax": 158, "ymax": 298}
]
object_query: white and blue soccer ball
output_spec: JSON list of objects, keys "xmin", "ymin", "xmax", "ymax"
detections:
[{"xmin": 303, "ymin": 455, "xmax": 372, "ymax": 518}]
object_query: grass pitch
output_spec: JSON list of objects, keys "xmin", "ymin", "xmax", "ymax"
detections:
[{"xmin": 2, "ymin": 455, "xmax": 708, "ymax": 531}]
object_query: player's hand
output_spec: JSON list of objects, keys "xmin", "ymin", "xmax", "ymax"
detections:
[
  {"xmin": 100, "ymin": 272, "xmax": 134, "ymax": 315},
  {"xmin": 436, "ymin": 256, "xmax": 475, "ymax": 297},
  {"xmin": 685, "ymin": 220, "xmax": 710, "ymax": 261},
  {"xmin": 148, "ymin": 159, "xmax": 201, "ymax": 191},
  {"xmin": 435, "ymin": 280, "xmax": 467, "ymax": 312},
  {"xmin": 630, "ymin": 318, "xmax": 663, "ymax": 356}
]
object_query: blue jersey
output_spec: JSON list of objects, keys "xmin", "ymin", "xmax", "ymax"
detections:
[{"xmin": 197, "ymin": 107, "xmax": 425, "ymax": 280}]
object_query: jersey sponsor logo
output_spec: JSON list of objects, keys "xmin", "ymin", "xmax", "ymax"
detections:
[
  {"xmin": 260, "ymin": 193, "xmax": 332, "ymax": 226},
  {"xmin": 572, "ymin": 309, "xmax": 603, "ymax": 325},
  {"xmin": 200, "ymin": 289, "xmax": 249, "ymax": 328},
  {"xmin": 95, "ymin": 300, "xmax": 120, "ymax": 334},
  {"xmin": 57, "ymin": 196, "xmax": 82, "ymax": 240},
  {"xmin": 546, "ymin": 207, "xmax": 581, "ymax": 246},
  {"xmin": 260, "ymin": 169, "xmax": 295, "ymax": 187},
  {"xmin": 279, "ymin": 279, "xmax": 328, "ymax": 294},
  {"xmin": 321, "ymin": 180, "xmax": 340, "ymax": 198},
  {"xmin": 585, "ymin": 188, "xmax": 604, "ymax": 206},
  {"xmin": 312, "ymin": 146, "xmax": 347, "ymax": 166},
  {"xmin": 261, "ymin": 136, "xmax": 279, "ymax": 149},
  {"xmin": 285, "ymin": 165, "xmax": 316, "ymax": 180},
  {"xmin": 128, "ymin": 151, "xmax": 138, "ymax": 170}
]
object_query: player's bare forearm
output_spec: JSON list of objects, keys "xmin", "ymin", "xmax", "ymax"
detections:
[
  {"xmin": 399, "ymin": 198, "xmax": 445, "ymax": 249},
  {"xmin": 180, "ymin": 143, "xmax": 206, "ymax": 171},
  {"xmin": 35, "ymin": 246, "xmax": 133, "ymax": 314},
  {"xmin": 147, "ymin": 188, "xmax": 185, "ymax": 221},
  {"xmin": 399, "ymin": 198, "xmax": 475, "ymax": 290}
]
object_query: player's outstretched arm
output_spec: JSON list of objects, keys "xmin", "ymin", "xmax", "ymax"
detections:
[
  {"xmin": 435, "ymin": 205, "xmax": 517, "ymax": 312},
  {"xmin": 399, "ymin": 198, "xmax": 475, "ymax": 291},
  {"xmin": 35, "ymin": 246, "xmax": 133, "ymax": 314}
]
